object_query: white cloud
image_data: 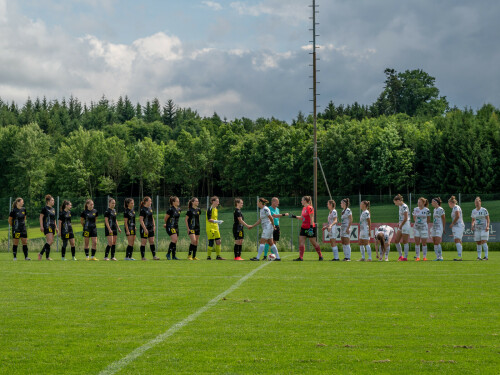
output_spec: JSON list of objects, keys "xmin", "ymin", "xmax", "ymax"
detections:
[
  {"xmin": 0, "ymin": 0, "xmax": 7, "ymax": 23},
  {"xmin": 132, "ymin": 32, "xmax": 183, "ymax": 61},
  {"xmin": 201, "ymin": 1, "xmax": 222, "ymax": 11},
  {"xmin": 230, "ymin": 0, "xmax": 305, "ymax": 24}
]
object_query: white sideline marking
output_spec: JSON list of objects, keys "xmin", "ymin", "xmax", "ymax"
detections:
[{"xmin": 98, "ymin": 260, "xmax": 274, "ymax": 375}]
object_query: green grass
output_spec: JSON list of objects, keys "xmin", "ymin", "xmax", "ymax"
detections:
[{"xmin": 0, "ymin": 252, "xmax": 498, "ymax": 374}]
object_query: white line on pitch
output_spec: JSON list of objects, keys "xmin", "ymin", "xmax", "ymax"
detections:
[{"xmin": 98, "ymin": 259, "xmax": 279, "ymax": 375}]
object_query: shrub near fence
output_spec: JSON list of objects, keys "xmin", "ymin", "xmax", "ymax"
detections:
[{"xmin": 1, "ymin": 195, "xmax": 499, "ymax": 254}]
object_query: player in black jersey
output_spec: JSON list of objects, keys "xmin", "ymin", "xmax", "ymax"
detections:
[
  {"xmin": 185, "ymin": 197, "xmax": 202, "ymax": 260},
  {"xmin": 38, "ymin": 194, "xmax": 58, "ymax": 261},
  {"xmin": 58, "ymin": 200, "xmax": 76, "ymax": 260},
  {"xmin": 8, "ymin": 197, "xmax": 30, "ymax": 260},
  {"xmin": 164, "ymin": 196, "xmax": 181, "ymax": 260},
  {"xmin": 233, "ymin": 198, "xmax": 254, "ymax": 261},
  {"xmin": 80, "ymin": 199, "xmax": 99, "ymax": 260},
  {"xmin": 104, "ymin": 198, "xmax": 122, "ymax": 261},
  {"xmin": 139, "ymin": 196, "xmax": 158, "ymax": 260},
  {"xmin": 123, "ymin": 198, "xmax": 136, "ymax": 260}
]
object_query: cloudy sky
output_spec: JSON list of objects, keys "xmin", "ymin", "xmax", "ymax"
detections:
[{"xmin": 0, "ymin": 0, "xmax": 498, "ymax": 121}]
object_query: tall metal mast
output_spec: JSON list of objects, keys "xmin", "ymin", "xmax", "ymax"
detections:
[{"xmin": 309, "ymin": 0, "xmax": 319, "ymax": 234}]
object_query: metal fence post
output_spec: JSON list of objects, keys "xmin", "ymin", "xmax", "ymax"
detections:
[
  {"xmin": 156, "ymin": 195, "xmax": 159, "ymax": 251},
  {"xmin": 56, "ymin": 196, "xmax": 60, "ymax": 252},
  {"xmin": 409, "ymin": 193, "xmax": 412, "ymax": 223},
  {"xmin": 256, "ymin": 196, "xmax": 260, "ymax": 250},
  {"xmin": 8, "ymin": 197, "xmax": 12, "ymax": 254},
  {"xmin": 290, "ymin": 213, "xmax": 294, "ymax": 252}
]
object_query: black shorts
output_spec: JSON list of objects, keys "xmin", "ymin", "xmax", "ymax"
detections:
[
  {"xmin": 300, "ymin": 226, "xmax": 317, "ymax": 238},
  {"xmin": 105, "ymin": 227, "xmax": 118, "ymax": 237},
  {"xmin": 61, "ymin": 232, "xmax": 74, "ymax": 240},
  {"xmin": 166, "ymin": 227, "xmax": 179, "ymax": 236},
  {"xmin": 127, "ymin": 228, "xmax": 136, "ymax": 236},
  {"xmin": 44, "ymin": 226, "xmax": 56, "ymax": 235},
  {"xmin": 140, "ymin": 227, "xmax": 155, "ymax": 238},
  {"xmin": 83, "ymin": 228, "xmax": 98, "ymax": 238},
  {"xmin": 233, "ymin": 226, "xmax": 244, "ymax": 240},
  {"xmin": 273, "ymin": 226, "xmax": 280, "ymax": 242},
  {"xmin": 12, "ymin": 230, "xmax": 27, "ymax": 239},
  {"xmin": 188, "ymin": 228, "xmax": 201, "ymax": 236}
]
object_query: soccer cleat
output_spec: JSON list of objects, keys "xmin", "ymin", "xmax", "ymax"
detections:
[
  {"xmin": 104, "ymin": 257, "xmax": 110, "ymax": 261},
  {"xmin": 111, "ymin": 257, "xmax": 117, "ymax": 261},
  {"xmin": 188, "ymin": 255, "xmax": 193, "ymax": 260},
  {"xmin": 319, "ymin": 256, "xmax": 324, "ymax": 261},
  {"xmin": 46, "ymin": 257, "xmax": 53, "ymax": 261},
  {"xmin": 142, "ymin": 257, "xmax": 147, "ymax": 261},
  {"xmin": 397, "ymin": 256, "xmax": 403, "ymax": 261},
  {"xmin": 476, "ymin": 257, "xmax": 482, "ymax": 261},
  {"xmin": 206, "ymin": 256, "xmax": 211, "ymax": 260},
  {"xmin": 342, "ymin": 258, "xmax": 351, "ymax": 262},
  {"xmin": 86, "ymin": 256, "xmax": 90, "ymax": 261},
  {"xmin": 13, "ymin": 258, "xmax": 17, "ymax": 261},
  {"xmin": 193, "ymin": 257, "xmax": 200, "ymax": 260},
  {"xmin": 415, "ymin": 257, "xmax": 420, "ymax": 261},
  {"xmin": 274, "ymin": 258, "xmax": 281, "ymax": 261},
  {"xmin": 90, "ymin": 256, "xmax": 99, "ymax": 261},
  {"xmin": 25, "ymin": 257, "xmax": 31, "ymax": 261},
  {"xmin": 130, "ymin": 257, "xmax": 136, "ymax": 261},
  {"xmin": 234, "ymin": 257, "xmax": 244, "ymax": 261},
  {"xmin": 292, "ymin": 257, "xmax": 303, "ymax": 261},
  {"xmin": 172, "ymin": 256, "xmax": 179, "ymax": 260},
  {"xmin": 357, "ymin": 258, "xmax": 365, "ymax": 262},
  {"xmin": 384, "ymin": 258, "xmax": 389, "ymax": 262},
  {"xmin": 153, "ymin": 256, "xmax": 160, "ymax": 260},
  {"xmin": 331, "ymin": 258, "xmax": 340, "ymax": 261},
  {"xmin": 402, "ymin": 258, "xmax": 408, "ymax": 261},
  {"xmin": 72, "ymin": 256, "xmax": 77, "ymax": 261},
  {"xmin": 367, "ymin": 259, "xmax": 372, "ymax": 262},
  {"xmin": 166, "ymin": 253, "xmax": 171, "ymax": 260},
  {"xmin": 422, "ymin": 257, "xmax": 428, "ymax": 261},
  {"xmin": 38, "ymin": 253, "xmax": 42, "ymax": 261},
  {"xmin": 483, "ymin": 257, "xmax": 488, "ymax": 261},
  {"xmin": 216, "ymin": 256, "xmax": 225, "ymax": 260},
  {"xmin": 124, "ymin": 257, "xmax": 130, "ymax": 261},
  {"xmin": 62, "ymin": 257, "xmax": 67, "ymax": 261},
  {"xmin": 263, "ymin": 256, "xmax": 267, "ymax": 260},
  {"xmin": 250, "ymin": 257, "xmax": 260, "ymax": 261}
]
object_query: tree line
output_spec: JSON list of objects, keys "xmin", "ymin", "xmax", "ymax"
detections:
[{"xmin": 0, "ymin": 69, "xmax": 498, "ymax": 208}]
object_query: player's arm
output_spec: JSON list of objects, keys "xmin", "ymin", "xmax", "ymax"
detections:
[
  {"xmin": 139, "ymin": 216, "xmax": 148, "ymax": 234},
  {"xmin": 152, "ymin": 216, "xmax": 155, "ymax": 232},
  {"xmin": 268, "ymin": 213, "xmax": 275, "ymax": 228},
  {"xmin": 105, "ymin": 216, "xmax": 111, "ymax": 232},
  {"xmin": 124, "ymin": 217, "xmax": 130, "ymax": 235},
  {"xmin": 367, "ymin": 216, "xmax": 371, "ymax": 228},
  {"xmin": 80, "ymin": 216, "xmax": 85, "ymax": 226},
  {"xmin": 238, "ymin": 216, "xmax": 252, "ymax": 229},
  {"xmin": 8, "ymin": 216, "xmax": 13, "ymax": 226},
  {"xmin": 185, "ymin": 215, "xmax": 190, "ymax": 233},
  {"xmin": 471, "ymin": 217, "xmax": 475, "ymax": 231},
  {"xmin": 440, "ymin": 214, "xmax": 445, "ymax": 228},
  {"xmin": 348, "ymin": 214, "xmax": 352, "ymax": 226},
  {"xmin": 58, "ymin": 217, "xmax": 62, "ymax": 235},
  {"xmin": 39, "ymin": 213, "xmax": 44, "ymax": 232},
  {"xmin": 163, "ymin": 213, "xmax": 170, "ymax": 228},
  {"xmin": 207, "ymin": 208, "xmax": 216, "ymax": 223},
  {"xmin": 486, "ymin": 214, "xmax": 490, "ymax": 231},
  {"xmin": 400, "ymin": 211, "xmax": 408, "ymax": 229}
]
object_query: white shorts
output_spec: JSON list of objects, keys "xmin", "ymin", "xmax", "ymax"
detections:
[
  {"xmin": 261, "ymin": 226, "xmax": 273, "ymax": 240},
  {"xmin": 340, "ymin": 226, "xmax": 350, "ymax": 238},
  {"xmin": 400, "ymin": 222, "xmax": 411, "ymax": 235},
  {"xmin": 452, "ymin": 226, "xmax": 464, "ymax": 240},
  {"xmin": 327, "ymin": 227, "xmax": 338, "ymax": 240},
  {"xmin": 474, "ymin": 230, "xmax": 489, "ymax": 242},
  {"xmin": 413, "ymin": 226, "xmax": 429, "ymax": 239},
  {"xmin": 431, "ymin": 227, "xmax": 443, "ymax": 238},
  {"xmin": 359, "ymin": 229, "xmax": 370, "ymax": 240}
]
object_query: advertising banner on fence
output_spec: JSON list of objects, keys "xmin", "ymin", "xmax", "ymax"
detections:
[{"xmin": 323, "ymin": 223, "xmax": 499, "ymax": 243}]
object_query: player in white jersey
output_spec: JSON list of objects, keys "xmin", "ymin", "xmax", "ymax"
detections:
[
  {"xmin": 375, "ymin": 225, "xmax": 394, "ymax": 261},
  {"xmin": 412, "ymin": 197, "xmax": 431, "ymax": 261},
  {"xmin": 471, "ymin": 196, "xmax": 490, "ymax": 260},
  {"xmin": 340, "ymin": 198, "xmax": 353, "ymax": 261},
  {"xmin": 393, "ymin": 194, "xmax": 410, "ymax": 261},
  {"xmin": 322, "ymin": 199, "xmax": 339, "ymax": 261},
  {"xmin": 431, "ymin": 197, "xmax": 446, "ymax": 261},
  {"xmin": 448, "ymin": 196, "xmax": 465, "ymax": 261},
  {"xmin": 358, "ymin": 201, "xmax": 372, "ymax": 261},
  {"xmin": 250, "ymin": 198, "xmax": 280, "ymax": 261}
]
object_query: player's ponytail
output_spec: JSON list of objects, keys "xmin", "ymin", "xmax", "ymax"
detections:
[
  {"xmin": 234, "ymin": 198, "xmax": 242, "ymax": 207},
  {"xmin": 124, "ymin": 198, "xmax": 133, "ymax": 209},
  {"xmin": 60, "ymin": 200, "xmax": 71, "ymax": 211},
  {"xmin": 45, "ymin": 194, "xmax": 53, "ymax": 203},
  {"xmin": 448, "ymin": 196, "xmax": 457, "ymax": 204},
  {"xmin": 210, "ymin": 196, "xmax": 219, "ymax": 204},
  {"xmin": 169, "ymin": 196, "xmax": 178, "ymax": 206},
  {"xmin": 362, "ymin": 200, "xmax": 371, "ymax": 211},
  {"xmin": 342, "ymin": 198, "xmax": 350, "ymax": 215},
  {"xmin": 393, "ymin": 194, "xmax": 403, "ymax": 202},
  {"xmin": 377, "ymin": 232, "xmax": 386, "ymax": 249},
  {"xmin": 259, "ymin": 197, "xmax": 269, "ymax": 205},
  {"xmin": 140, "ymin": 196, "xmax": 151, "ymax": 208},
  {"xmin": 12, "ymin": 197, "xmax": 23, "ymax": 210},
  {"xmin": 432, "ymin": 197, "xmax": 442, "ymax": 206},
  {"xmin": 188, "ymin": 197, "xmax": 198, "ymax": 209},
  {"xmin": 302, "ymin": 196, "xmax": 312, "ymax": 205},
  {"xmin": 419, "ymin": 197, "xmax": 429, "ymax": 207},
  {"xmin": 327, "ymin": 199, "xmax": 336, "ymax": 210}
]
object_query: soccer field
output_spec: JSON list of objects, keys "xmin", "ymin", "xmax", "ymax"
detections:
[{"xmin": 1, "ymin": 253, "xmax": 498, "ymax": 374}]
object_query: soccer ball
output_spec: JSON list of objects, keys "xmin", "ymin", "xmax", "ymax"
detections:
[{"xmin": 268, "ymin": 254, "xmax": 276, "ymax": 261}]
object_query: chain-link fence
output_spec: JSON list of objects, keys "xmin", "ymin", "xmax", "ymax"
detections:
[{"xmin": 1, "ymin": 194, "xmax": 499, "ymax": 254}]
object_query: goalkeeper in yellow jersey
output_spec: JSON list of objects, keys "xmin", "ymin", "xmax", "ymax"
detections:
[{"xmin": 206, "ymin": 196, "xmax": 225, "ymax": 260}]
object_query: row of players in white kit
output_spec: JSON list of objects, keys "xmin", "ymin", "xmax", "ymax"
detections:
[{"xmin": 326, "ymin": 195, "xmax": 490, "ymax": 262}]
